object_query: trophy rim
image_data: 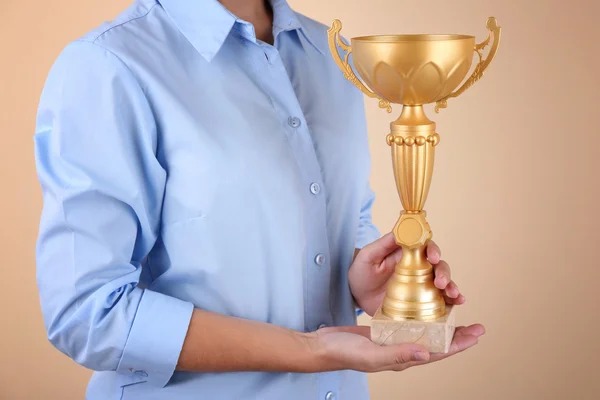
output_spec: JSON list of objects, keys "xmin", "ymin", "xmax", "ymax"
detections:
[{"xmin": 352, "ymin": 34, "xmax": 475, "ymax": 42}]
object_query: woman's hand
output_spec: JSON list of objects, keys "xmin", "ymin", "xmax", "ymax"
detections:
[
  {"xmin": 309, "ymin": 323, "xmax": 485, "ymax": 372},
  {"xmin": 349, "ymin": 232, "xmax": 466, "ymax": 316}
]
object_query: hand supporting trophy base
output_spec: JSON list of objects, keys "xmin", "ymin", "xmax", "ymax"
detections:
[{"xmin": 328, "ymin": 17, "xmax": 501, "ymax": 352}]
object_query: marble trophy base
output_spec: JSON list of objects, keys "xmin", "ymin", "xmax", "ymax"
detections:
[{"xmin": 371, "ymin": 305, "xmax": 456, "ymax": 353}]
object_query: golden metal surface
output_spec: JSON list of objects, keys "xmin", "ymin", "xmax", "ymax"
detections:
[
  {"xmin": 435, "ymin": 17, "xmax": 501, "ymax": 112},
  {"xmin": 327, "ymin": 20, "xmax": 393, "ymax": 113},
  {"xmin": 328, "ymin": 18, "xmax": 501, "ymax": 321}
]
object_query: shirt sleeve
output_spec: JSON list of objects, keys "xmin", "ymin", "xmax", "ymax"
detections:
[
  {"xmin": 34, "ymin": 40, "xmax": 194, "ymax": 388},
  {"xmin": 355, "ymin": 182, "xmax": 381, "ymax": 249}
]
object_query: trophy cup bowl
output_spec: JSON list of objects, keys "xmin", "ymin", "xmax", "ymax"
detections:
[
  {"xmin": 328, "ymin": 18, "xmax": 501, "ymax": 352},
  {"xmin": 351, "ymin": 34, "xmax": 475, "ymax": 105}
]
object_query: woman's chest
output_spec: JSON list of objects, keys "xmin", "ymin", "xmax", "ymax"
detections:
[{"xmin": 145, "ymin": 46, "xmax": 371, "ymax": 227}]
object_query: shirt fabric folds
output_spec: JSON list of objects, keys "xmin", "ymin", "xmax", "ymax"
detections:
[{"xmin": 34, "ymin": 0, "xmax": 380, "ymax": 399}]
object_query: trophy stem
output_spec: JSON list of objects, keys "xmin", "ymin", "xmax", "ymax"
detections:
[{"xmin": 382, "ymin": 105, "xmax": 446, "ymax": 321}]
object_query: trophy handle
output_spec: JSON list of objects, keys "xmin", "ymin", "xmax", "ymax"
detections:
[
  {"xmin": 327, "ymin": 19, "xmax": 392, "ymax": 113},
  {"xmin": 434, "ymin": 17, "xmax": 501, "ymax": 113}
]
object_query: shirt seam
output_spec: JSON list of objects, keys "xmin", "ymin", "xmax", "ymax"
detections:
[
  {"xmin": 89, "ymin": 2, "xmax": 158, "ymax": 43},
  {"xmin": 77, "ymin": 39, "xmax": 148, "ymax": 100},
  {"xmin": 70, "ymin": 38, "xmax": 156, "ymax": 141}
]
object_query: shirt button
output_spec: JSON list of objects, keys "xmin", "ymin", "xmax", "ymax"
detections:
[
  {"xmin": 288, "ymin": 116, "xmax": 301, "ymax": 128},
  {"xmin": 325, "ymin": 392, "xmax": 336, "ymax": 400},
  {"xmin": 315, "ymin": 254, "xmax": 326, "ymax": 266},
  {"xmin": 309, "ymin": 182, "xmax": 321, "ymax": 195},
  {"xmin": 318, "ymin": 323, "xmax": 327, "ymax": 330}
]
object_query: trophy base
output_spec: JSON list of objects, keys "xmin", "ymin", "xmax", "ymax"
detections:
[{"xmin": 371, "ymin": 305, "xmax": 456, "ymax": 353}]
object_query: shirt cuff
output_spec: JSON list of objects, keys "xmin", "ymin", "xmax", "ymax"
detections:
[{"xmin": 116, "ymin": 289, "xmax": 194, "ymax": 387}]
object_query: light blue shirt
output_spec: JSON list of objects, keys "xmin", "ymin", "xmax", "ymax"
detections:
[{"xmin": 34, "ymin": 0, "xmax": 380, "ymax": 399}]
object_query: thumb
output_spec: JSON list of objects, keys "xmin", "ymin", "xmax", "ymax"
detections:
[
  {"xmin": 360, "ymin": 232, "xmax": 399, "ymax": 263},
  {"xmin": 372, "ymin": 343, "xmax": 430, "ymax": 367}
]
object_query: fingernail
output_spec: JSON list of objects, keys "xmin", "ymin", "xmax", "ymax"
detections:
[{"xmin": 414, "ymin": 351, "xmax": 429, "ymax": 361}]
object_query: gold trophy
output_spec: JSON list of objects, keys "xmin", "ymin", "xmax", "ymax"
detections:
[{"xmin": 328, "ymin": 18, "xmax": 501, "ymax": 352}]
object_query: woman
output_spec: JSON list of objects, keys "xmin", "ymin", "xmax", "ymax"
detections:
[{"xmin": 33, "ymin": 0, "xmax": 483, "ymax": 399}]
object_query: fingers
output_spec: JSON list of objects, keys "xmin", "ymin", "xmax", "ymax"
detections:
[
  {"xmin": 317, "ymin": 326, "xmax": 432, "ymax": 373},
  {"xmin": 383, "ymin": 333, "xmax": 481, "ymax": 370},
  {"xmin": 388, "ymin": 246, "xmax": 404, "ymax": 265},
  {"xmin": 432, "ymin": 265, "xmax": 465, "ymax": 304},
  {"xmin": 429, "ymin": 324, "xmax": 485, "ymax": 362},
  {"xmin": 444, "ymin": 293, "xmax": 466, "ymax": 305},
  {"xmin": 434, "ymin": 263, "xmax": 465, "ymax": 305},
  {"xmin": 428, "ymin": 245, "xmax": 464, "ymax": 303},
  {"xmin": 361, "ymin": 232, "xmax": 400, "ymax": 263},
  {"xmin": 454, "ymin": 324, "xmax": 485, "ymax": 338},
  {"xmin": 433, "ymin": 260, "xmax": 451, "ymax": 289},
  {"xmin": 369, "ymin": 343, "xmax": 430, "ymax": 371},
  {"xmin": 444, "ymin": 280, "xmax": 459, "ymax": 298},
  {"xmin": 426, "ymin": 241, "xmax": 441, "ymax": 264},
  {"xmin": 373, "ymin": 324, "xmax": 486, "ymax": 371},
  {"xmin": 449, "ymin": 331, "xmax": 479, "ymax": 354},
  {"xmin": 427, "ymin": 335, "xmax": 478, "ymax": 363}
]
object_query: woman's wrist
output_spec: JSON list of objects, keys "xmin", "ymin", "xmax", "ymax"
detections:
[{"xmin": 301, "ymin": 330, "xmax": 349, "ymax": 373}]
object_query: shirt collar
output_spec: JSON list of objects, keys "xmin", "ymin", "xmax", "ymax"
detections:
[{"xmin": 157, "ymin": 0, "xmax": 324, "ymax": 61}]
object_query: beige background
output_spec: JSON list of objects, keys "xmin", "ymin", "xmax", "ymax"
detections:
[{"xmin": 1, "ymin": 0, "xmax": 599, "ymax": 399}]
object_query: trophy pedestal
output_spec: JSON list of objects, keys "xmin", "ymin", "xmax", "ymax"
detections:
[{"xmin": 371, "ymin": 305, "xmax": 456, "ymax": 353}]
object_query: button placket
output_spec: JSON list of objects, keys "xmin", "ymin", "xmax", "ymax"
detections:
[
  {"xmin": 249, "ymin": 39, "xmax": 333, "ymax": 333},
  {"xmin": 263, "ymin": 46, "xmax": 278, "ymax": 66},
  {"xmin": 254, "ymin": 34, "xmax": 341, "ymax": 400}
]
